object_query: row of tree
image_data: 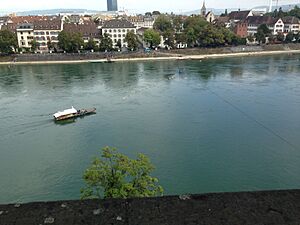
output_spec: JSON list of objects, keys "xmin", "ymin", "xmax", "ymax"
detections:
[
  {"xmin": 149, "ymin": 14, "xmax": 246, "ymax": 49},
  {"xmin": 266, "ymin": 6, "xmax": 300, "ymax": 19}
]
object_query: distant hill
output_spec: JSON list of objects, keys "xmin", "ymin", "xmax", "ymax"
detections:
[
  {"xmin": 15, "ymin": 9, "xmax": 101, "ymax": 16},
  {"xmin": 184, "ymin": 3, "xmax": 300, "ymax": 16}
]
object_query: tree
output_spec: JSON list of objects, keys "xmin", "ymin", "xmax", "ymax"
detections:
[
  {"xmin": 172, "ymin": 15, "xmax": 183, "ymax": 32},
  {"xmin": 81, "ymin": 147, "xmax": 163, "ymax": 199},
  {"xmin": 116, "ymin": 39, "xmax": 122, "ymax": 50},
  {"xmin": 30, "ymin": 39, "xmax": 39, "ymax": 52},
  {"xmin": 255, "ymin": 30, "xmax": 266, "ymax": 44},
  {"xmin": 71, "ymin": 32, "xmax": 84, "ymax": 52},
  {"xmin": 124, "ymin": 31, "xmax": 139, "ymax": 51},
  {"xmin": 0, "ymin": 30, "xmax": 17, "ymax": 54},
  {"xmin": 247, "ymin": 35, "xmax": 255, "ymax": 43},
  {"xmin": 257, "ymin": 24, "xmax": 271, "ymax": 36},
  {"xmin": 153, "ymin": 15, "xmax": 172, "ymax": 33},
  {"xmin": 152, "ymin": 11, "xmax": 161, "ymax": 16},
  {"xmin": 47, "ymin": 40, "xmax": 54, "ymax": 51},
  {"xmin": 163, "ymin": 29, "xmax": 175, "ymax": 48},
  {"xmin": 144, "ymin": 29, "xmax": 161, "ymax": 48},
  {"xmin": 198, "ymin": 25, "xmax": 225, "ymax": 47},
  {"xmin": 85, "ymin": 39, "xmax": 97, "ymax": 51},
  {"xmin": 285, "ymin": 32, "xmax": 294, "ymax": 43},
  {"xmin": 99, "ymin": 33, "xmax": 113, "ymax": 52},
  {"xmin": 276, "ymin": 33, "xmax": 285, "ymax": 42},
  {"xmin": 58, "ymin": 31, "xmax": 84, "ymax": 53},
  {"xmin": 183, "ymin": 16, "xmax": 208, "ymax": 47},
  {"xmin": 289, "ymin": 6, "xmax": 300, "ymax": 19},
  {"xmin": 277, "ymin": 7, "xmax": 285, "ymax": 18}
]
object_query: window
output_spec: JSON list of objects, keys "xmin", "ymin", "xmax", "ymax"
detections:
[
  {"xmin": 113, "ymin": 29, "xmax": 116, "ymax": 32},
  {"xmin": 21, "ymin": 36, "xmax": 24, "ymax": 40},
  {"xmin": 20, "ymin": 32, "xmax": 23, "ymax": 35},
  {"xmin": 28, "ymin": 32, "xmax": 31, "ymax": 35},
  {"xmin": 46, "ymin": 32, "xmax": 49, "ymax": 35}
]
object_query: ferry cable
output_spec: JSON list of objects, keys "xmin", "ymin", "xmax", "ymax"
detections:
[{"xmin": 207, "ymin": 88, "xmax": 298, "ymax": 151}]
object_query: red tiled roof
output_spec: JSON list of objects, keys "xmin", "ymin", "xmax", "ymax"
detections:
[{"xmin": 63, "ymin": 21, "xmax": 100, "ymax": 38}]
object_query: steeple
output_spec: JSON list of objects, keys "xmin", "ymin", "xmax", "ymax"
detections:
[{"xmin": 201, "ymin": 0, "xmax": 206, "ymax": 17}]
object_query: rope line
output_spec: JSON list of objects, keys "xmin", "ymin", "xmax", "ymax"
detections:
[{"xmin": 208, "ymin": 88, "xmax": 298, "ymax": 150}]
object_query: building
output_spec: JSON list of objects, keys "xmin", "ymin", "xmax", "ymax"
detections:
[
  {"xmin": 282, "ymin": 16, "xmax": 300, "ymax": 34},
  {"xmin": 205, "ymin": 11, "xmax": 215, "ymax": 23},
  {"xmin": 15, "ymin": 17, "xmax": 63, "ymax": 51},
  {"xmin": 215, "ymin": 16, "xmax": 231, "ymax": 28},
  {"xmin": 64, "ymin": 21, "xmax": 100, "ymax": 44},
  {"xmin": 101, "ymin": 19, "xmax": 136, "ymax": 48},
  {"xmin": 234, "ymin": 21, "xmax": 248, "ymax": 38},
  {"xmin": 107, "ymin": 0, "xmax": 118, "ymax": 11},
  {"xmin": 127, "ymin": 15, "xmax": 155, "ymax": 29},
  {"xmin": 228, "ymin": 10, "xmax": 253, "ymax": 23},
  {"xmin": 201, "ymin": 1, "xmax": 206, "ymax": 17},
  {"xmin": 16, "ymin": 23, "xmax": 34, "ymax": 49},
  {"xmin": 0, "ymin": 17, "xmax": 9, "ymax": 30},
  {"xmin": 246, "ymin": 16, "xmax": 284, "ymax": 36}
]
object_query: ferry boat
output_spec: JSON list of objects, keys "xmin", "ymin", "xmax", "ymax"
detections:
[{"xmin": 53, "ymin": 106, "xmax": 96, "ymax": 121}]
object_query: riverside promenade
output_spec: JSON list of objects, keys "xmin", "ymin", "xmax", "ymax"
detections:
[
  {"xmin": 1, "ymin": 190, "xmax": 300, "ymax": 225},
  {"xmin": 1, "ymin": 44, "xmax": 300, "ymax": 65}
]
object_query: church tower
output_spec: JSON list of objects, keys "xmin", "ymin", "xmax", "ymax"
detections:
[{"xmin": 201, "ymin": 1, "xmax": 206, "ymax": 17}]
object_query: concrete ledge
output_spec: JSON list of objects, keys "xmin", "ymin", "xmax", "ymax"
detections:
[{"xmin": 1, "ymin": 190, "xmax": 300, "ymax": 225}]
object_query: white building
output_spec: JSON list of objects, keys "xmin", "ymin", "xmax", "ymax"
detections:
[
  {"xmin": 16, "ymin": 18, "xmax": 63, "ymax": 51},
  {"xmin": 16, "ymin": 23, "xmax": 34, "ymax": 49},
  {"xmin": 127, "ymin": 16, "xmax": 155, "ymax": 29},
  {"xmin": 247, "ymin": 16, "xmax": 284, "ymax": 36},
  {"xmin": 101, "ymin": 19, "xmax": 136, "ymax": 48},
  {"xmin": 283, "ymin": 16, "xmax": 300, "ymax": 34}
]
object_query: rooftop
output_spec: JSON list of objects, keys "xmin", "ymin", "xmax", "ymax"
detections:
[{"xmin": 102, "ymin": 19, "xmax": 135, "ymax": 29}]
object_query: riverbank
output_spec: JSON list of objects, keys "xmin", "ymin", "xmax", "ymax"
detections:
[
  {"xmin": 0, "ymin": 49, "xmax": 300, "ymax": 66},
  {"xmin": 1, "ymin": 190, "xmax": 300, "ymax": 225},
  {"xmin": 0, "ymin": 44, "xmax": 300, "ymax": 65}
]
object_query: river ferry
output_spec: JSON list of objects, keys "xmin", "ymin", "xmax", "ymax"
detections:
[{"xmin": 53, "ymin": 106, "xmax": 96, "ymax": 121}]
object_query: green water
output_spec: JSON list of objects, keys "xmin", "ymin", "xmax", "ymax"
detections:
[{"xmin": 0, "ymin": 55, "xmax": 300, "ymax": 204}]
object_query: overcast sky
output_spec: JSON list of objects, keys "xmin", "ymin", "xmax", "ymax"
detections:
[{"xmin": 1, "ymin": 0, "xmax": 299, "ymax": 13}]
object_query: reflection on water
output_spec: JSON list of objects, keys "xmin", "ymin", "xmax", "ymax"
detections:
[{"xmin": 0, "ymin": 55, "xmax": 300, "ymax": 204}]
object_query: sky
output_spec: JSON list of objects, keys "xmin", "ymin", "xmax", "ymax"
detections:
[{"xmin": 1, "ymin": 0, "xmax": 299, "ymax": 13}]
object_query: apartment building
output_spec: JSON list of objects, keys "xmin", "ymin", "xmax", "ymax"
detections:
[{"xmin": 101, "ymin": 19, "xmax": 136, "ymax": 48}]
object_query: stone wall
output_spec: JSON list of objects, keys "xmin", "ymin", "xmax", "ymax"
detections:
[{"xmin": 1, "ymin": 190, "xmax": 300, "ymax": 225}]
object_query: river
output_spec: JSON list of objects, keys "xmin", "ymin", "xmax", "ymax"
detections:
[{"xmin": 0, "ymin": 55, "xmax": 300, "ymax": 204}]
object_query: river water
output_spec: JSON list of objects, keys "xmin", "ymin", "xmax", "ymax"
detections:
[{"xmin": 0, "ymin": 55, "xmax": 300, "ymax": 204}]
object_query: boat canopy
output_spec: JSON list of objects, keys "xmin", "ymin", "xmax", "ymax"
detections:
[{"xmin": 53, "ymin": 106, "xmax": 77, "ymax": 118}]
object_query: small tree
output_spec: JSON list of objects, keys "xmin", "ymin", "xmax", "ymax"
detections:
[
  {"xmin": 30, "ymin": 39, "xmax": 39, "ymax": 52},
  {"xmin": 81, "ymin": 147, "xmax": 163, "ymax": 199},
  {"xmin": 285, "ymin": 32, "xmax": 294, "ymax": 43},
  {"xmin": 47, "ymin": 40, "xmax": 54, "ymax": 51},
  {"xmin": 124, "ymin": 31, "xmax": 139, "ymax": 51},
  {"xmin": 255, "ymin": 30, "xmax": 266, "ymax": 44},
  {"xmin": 116, "ymin": 39, "xmax": 122, "ymax": 50},
  {"xmin": 99, "ymin": 33, "xmax": 113, "ymax": 52},
  {"xmin": 276, "ymin": 33, "xmax": 285, "ymax": 42},
  {"xmin": 0, "ymin": 30, "xmax": 18, "ymax": 54},
  {"xmin": 144, "ymin": 29, "xmax": 161, "ymax": 48},
  {"xmin": 85, "ymin": 39, "xmax": 96, "ymax": 51}
]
